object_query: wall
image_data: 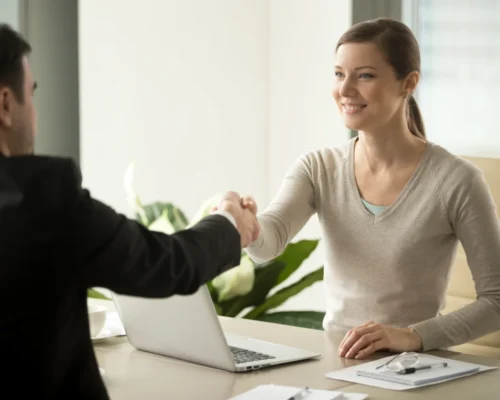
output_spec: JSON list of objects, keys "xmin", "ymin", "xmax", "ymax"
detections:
[
  {"xmin": 78, "ymin": 0, "xmax": 270, "ymax": 220},
  {"xmin": 21, "ymin": 0, "xmax": 80, "ymax": 161},
  {"xmin": 0, "ymin": 0, "xmax": 19, "ymax": 28},
  {"xmin": 266, "ymin": 0, "xmax": 351, "ymax": 311},
  {"xmin": 79, "ymin": 0, "xmax": 352, "ymax": 311}
]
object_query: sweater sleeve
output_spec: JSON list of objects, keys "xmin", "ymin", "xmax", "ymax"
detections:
[
  {"xmin": 245, "ymin": 155, "xmax": 317, "ymax": 263},
  {"xmin": 410, "ymin": 170, "xmax": 500, "ymax": 350}
]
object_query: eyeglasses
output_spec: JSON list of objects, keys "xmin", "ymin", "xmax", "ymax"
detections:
[
  {"xmin": 287, "ymin": 386, "xmax": 311, "ymax": 400},
  {"xmin": 376, "ymin": 351, "xmax": 420, "ymax": 373}
]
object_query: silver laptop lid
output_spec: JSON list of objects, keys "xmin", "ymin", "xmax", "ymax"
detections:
[{"xmin": 112, "ymin": 285, "xmax": 236, "ymax": 371}]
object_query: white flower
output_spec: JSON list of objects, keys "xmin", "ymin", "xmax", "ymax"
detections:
[
  {"xmin": 123, "ymin": 162, "xmax": 147, "ymax": 224},
  {"xmin": 188, "ymin": 193, "xmax": 223, "ymax": 227},
  {"xmin": 212, "ymin": 255, "xmax": 255, "ymax": 302},
  {"xmin": 148, "ymin": 210, "xmax": 176, "ymax": 234}
]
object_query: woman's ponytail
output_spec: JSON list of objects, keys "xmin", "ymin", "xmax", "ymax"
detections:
[{"xmin": 407, "ymin": 95, "xmax": 426, "ymax": 139}]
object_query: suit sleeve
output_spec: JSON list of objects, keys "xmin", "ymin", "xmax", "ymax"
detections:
[{"xmin": 63, "ymin": 161, "xmax": 242, "ymax": 297}]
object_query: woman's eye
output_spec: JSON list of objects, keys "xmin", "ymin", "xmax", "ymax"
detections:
[
  {"xmin": 360, "ymin": 73, "xmax": 374, "ymax": 79},
  {"xmin": 335, "ymin": 71, "xmax": 344, "ymax": 77}
]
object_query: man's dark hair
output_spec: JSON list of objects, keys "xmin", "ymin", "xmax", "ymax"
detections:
[{"xmin": 0, "ymin": 24, "xmax": 31, "ymax": 103}]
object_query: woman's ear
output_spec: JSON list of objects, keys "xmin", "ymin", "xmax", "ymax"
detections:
[{"xmin": 403, "ymin": 71, "xmax": 420, "ymax": 97}]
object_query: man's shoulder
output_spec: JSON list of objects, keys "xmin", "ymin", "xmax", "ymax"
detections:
[
  {"xmin": 0, "ymin": 154, "xmax": 83, "ymax": 210},
  {"xmin": 7, "ymin": 153, "xmax": 80, "ymax": 180}
]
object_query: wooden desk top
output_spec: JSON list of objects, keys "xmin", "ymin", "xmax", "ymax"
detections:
[
  {"xmin": 92, "ymin": 314, "xmax": 500, "ymax": 399},
  {"xmin": 90, "ymin": 299, "xmax": 500, "ymax": 399},
  {"xmin": 95, "ymin": 317, "xmax": 351, "ymax": 399}
]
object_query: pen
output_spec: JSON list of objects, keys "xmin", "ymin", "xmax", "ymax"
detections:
[
  {"xmin": 397, "ymin": 361, "xmax": 448, "ymax": 374},
  {"xmin": 287, "ymin": 386, "xmax": 311, "ymax": 400}
]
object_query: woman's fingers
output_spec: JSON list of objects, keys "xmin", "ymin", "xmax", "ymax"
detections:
[
  {"xmin": 344, "ymin": 330, "xmax": 385, "ymax": 359},
  {"xmin": 240, "ymin": 195, "xmax": 257, "ymax": 215},
  {"xmin": 338, "ymin": 321, "xmax": 377, "ymax": 357}
]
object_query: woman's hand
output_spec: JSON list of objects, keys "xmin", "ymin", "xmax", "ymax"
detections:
[
  {"xmin": 211, "ymin": 195, "xmax": 258, "ymax": 215},
  {"xmin": 239, "ymin": 195, "xmax": 259, "ymax": 243},
  {"xmin": 338, "ymin": 321, "xmax": 423, "ymax": 359},
  {"xmin": 211, "ymin": 194, "xmax": 260, "ymax": 245},
  {"xmin": 240, "ymin": 195, "xmax": 258, "ymax": 216}
]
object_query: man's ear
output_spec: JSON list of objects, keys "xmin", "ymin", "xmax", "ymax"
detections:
[
  {"xmin": 0, "ymin": 88, "xmax": 13, "ymax": 129},
  {"xmin": 402, "ymin": 71, "xmax": 420, "ymax": 97}
]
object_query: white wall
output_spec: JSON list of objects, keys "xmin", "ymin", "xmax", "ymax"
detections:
[
  {"xmin": 23, "ymin": 0, "xmax": 80, "ymax": 161},
  {"xmin": 0, "ymin": 0, "xmax": 19, "ymax": 28},
  {"xmin": 266, "ymin": 1, "xmax": 351, "ymax": 311},
  {"xmin": 79, "ymin": 0, "xmax": 352, "ymax": 312},
  {"xmin": 79, "ymin": 0, "xmax": 270, "ymax": 220}
]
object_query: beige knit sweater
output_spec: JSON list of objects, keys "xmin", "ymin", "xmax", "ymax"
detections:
[{"xmin": 246, "ymin": 138, "xmax": 500, "ymax": 351}]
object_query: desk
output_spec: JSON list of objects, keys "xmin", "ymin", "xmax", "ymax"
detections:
[
  {"xmin": 92, "ymin": 313, "xmax": 500, "ymax": 399},
  {"xmin": 95, "ymin": 317, "xmax": 350, "ymax": 399}
]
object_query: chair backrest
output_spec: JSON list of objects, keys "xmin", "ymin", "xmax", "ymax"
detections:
[{"xmin": 443, "ymin": 155, "xmax": 500, "ymax": 349}]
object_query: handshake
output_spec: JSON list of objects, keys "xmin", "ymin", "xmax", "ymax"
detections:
[{"xmin": 213, "ymin": 191, "xmax": 260, "ymax": 248}]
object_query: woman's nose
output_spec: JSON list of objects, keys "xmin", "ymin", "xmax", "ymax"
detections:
[{"xmin": 339, "ymin": 77, "xmax": 357, "ymax": 98}]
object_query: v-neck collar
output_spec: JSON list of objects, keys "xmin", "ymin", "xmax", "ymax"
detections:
[{"xmin": 347, "ymin": 137, "xmax": 433, "ymax": 224}]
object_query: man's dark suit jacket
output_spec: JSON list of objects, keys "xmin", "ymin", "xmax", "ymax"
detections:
[{"xmin": 0, "ymin": 154, "xmax": 241, "ymax": 399}]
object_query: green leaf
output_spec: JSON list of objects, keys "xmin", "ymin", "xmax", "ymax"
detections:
[
  {"xmin": 139, "ymin": 202, "xmax": 189, "ymax": 230},
  {"xmin": 254, "ymin": 311, "xmax": 325, "ymax": 330},
  {"xmin": 242, "ymin": 266, "xmax": 323, "ymax": 319},
  {"xmin": 273, "ymin": 239, "xmax": 319, "ymax": 286},
  {"xmin": 87, "ymin": 288, "xmax": 111, "ymax": 300},
  {"xmin": 216, "ymin": 261, "xmax": 285, "ymax": 317},
  {"xmin": 212, "ymin": 302, "xmax": 222, "ymax": 315},
  {"xmin": 168, "ymin": 203, "xmax": 190, "ymax": 230}
]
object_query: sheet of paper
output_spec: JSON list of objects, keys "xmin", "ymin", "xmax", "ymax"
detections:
[
  {"xmin": 326, "ymin": 354, "xmax": 497, "ymax": 391},
  {"xmin": 228, "ymin": 384, "xmax": 368, "ymax": 400}
]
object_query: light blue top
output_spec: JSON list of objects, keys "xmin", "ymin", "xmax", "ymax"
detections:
[{"xmin": 361, "ymin": 198, "xmax": 387, "ymax": 215}]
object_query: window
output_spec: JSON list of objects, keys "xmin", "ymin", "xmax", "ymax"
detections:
[{"xmin": 403, "ymin": 0, "xmax": 500, "ymax": 156}]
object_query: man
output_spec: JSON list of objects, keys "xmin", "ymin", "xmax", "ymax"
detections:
[{"xmin": 0, "ymin": 24, "xmax": 258, "ymax": 399}]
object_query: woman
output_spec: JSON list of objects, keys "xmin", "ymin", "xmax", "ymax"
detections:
[{"xmin": 238, "ymin": 18, "xmax": 500, "ymax": 359}]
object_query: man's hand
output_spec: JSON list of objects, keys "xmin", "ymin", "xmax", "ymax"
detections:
[
  {"xmin": 338, "ymin": 321, "xmax": 423, "ymax": 359},
  {"xmin": 218, "ymin": 192, "xmax": 260, "ymax": 247}
]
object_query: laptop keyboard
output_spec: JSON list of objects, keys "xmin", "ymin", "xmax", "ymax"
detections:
[{"xmin": 229, "ymin": 346, "xmax": 276, "ymax": 364}]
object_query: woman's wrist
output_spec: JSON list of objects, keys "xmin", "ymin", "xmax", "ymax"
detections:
[{"xmin": 405, "ymin": 327, "xmax": 423, "ymax": 351}]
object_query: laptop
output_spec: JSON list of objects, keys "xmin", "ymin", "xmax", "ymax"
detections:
[{"xmin": 112, "ymin": 285, "xmax": 321, "ymax": 372}]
